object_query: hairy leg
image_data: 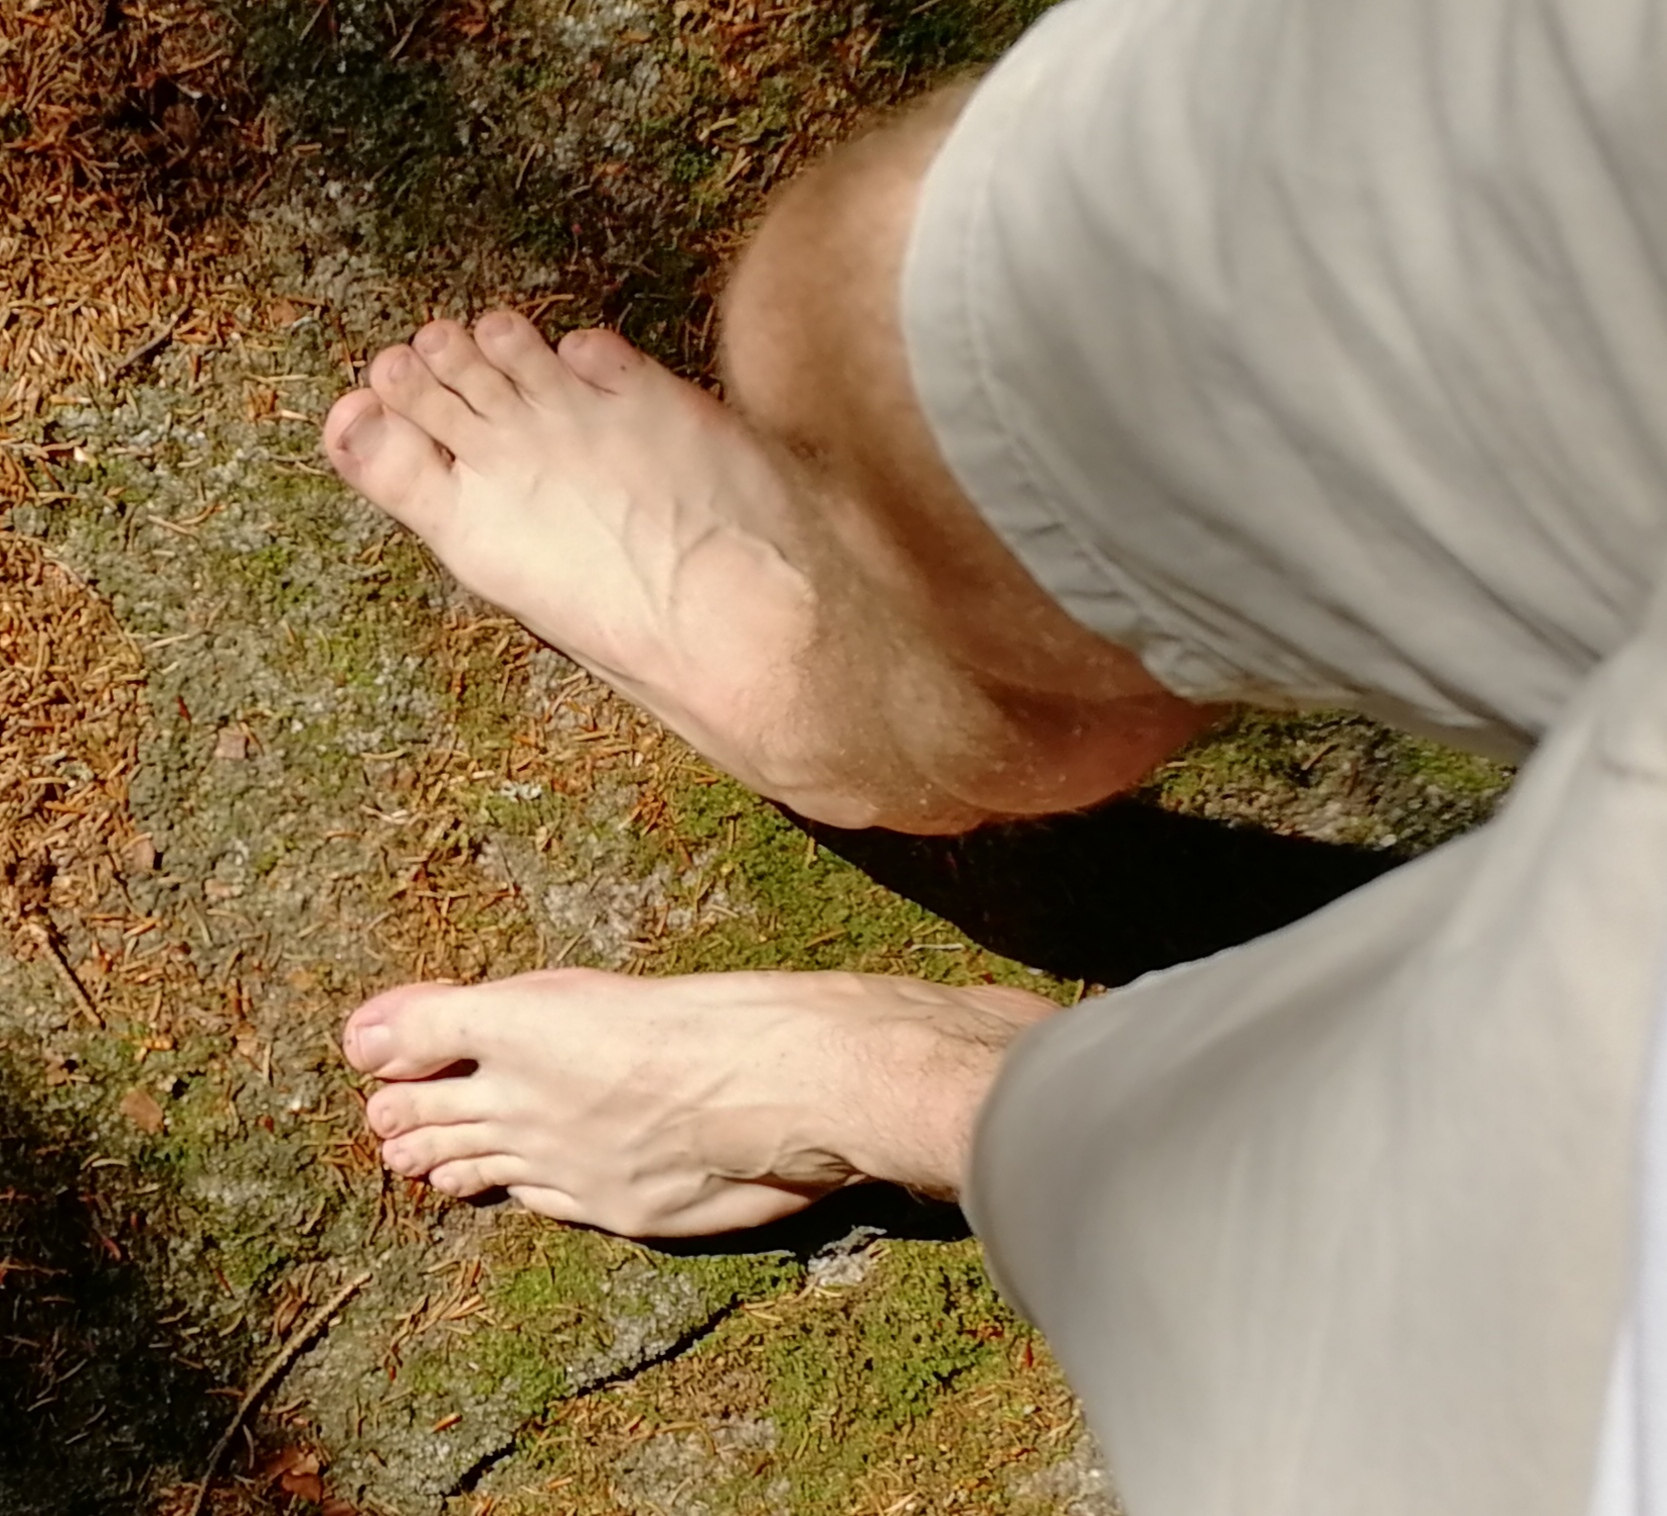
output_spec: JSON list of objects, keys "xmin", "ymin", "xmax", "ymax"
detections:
[
  {"xmin": 324, "ymin": 88, "xmax": 1216, "ymax": 835},
  {"xmin": 722, "ymin": 87, "xmax": 1170, "ymax": 713}
]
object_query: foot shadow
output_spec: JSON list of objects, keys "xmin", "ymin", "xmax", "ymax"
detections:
[
  {"xmin": 661, "ymin": 797, "xmax": 1402, "ymax": 1257},
  {"xmin": 647, "ymin": 1183, "xmax": 970, "ymax": 1263},
  {"xmin": 804, "ymin": 793, "xmax": 1402, "ymax": 989}
]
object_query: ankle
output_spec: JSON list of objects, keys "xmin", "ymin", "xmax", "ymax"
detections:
[{"xmin": 818, "ymin": 982, "xmax": 1057, "ymax": 1198}]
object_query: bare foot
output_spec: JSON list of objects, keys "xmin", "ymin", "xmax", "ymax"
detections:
[
  {"xmin": 342, "ymin": 968, "xmax": 1055, "ymax": 1238},
  {"xmin": 322, "ymin": 313, "xmax": 885, "ymax": 816},
  {"xmin": 323, "ymin": 312, "xmax": 1215, "ymax": 832}
]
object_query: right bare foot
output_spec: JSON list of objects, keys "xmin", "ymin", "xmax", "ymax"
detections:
[{"xmin": 323, "ymin": 311, "xmax": 1215, "ymax": 831}]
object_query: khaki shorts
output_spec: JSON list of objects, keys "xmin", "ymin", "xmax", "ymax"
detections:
[
  {"xmin": 970, "ymin": 610, "xmax": 1667, "ymax": 1516},
  {"xmin": 900, "ymin": 0, "xmax": 1667, "ymax": 1510},
  {"xmin": 902, "ymin": 0, "xmax": 1667, "ymax": 761}
]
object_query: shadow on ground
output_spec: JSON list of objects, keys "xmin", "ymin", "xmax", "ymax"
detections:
[
  {"xmin": 807, "ymin": 794, "xmax": 1402, "ymax": 988},
  {"xmin": 0, "ymin": 1062, "xmax": 222, "ymax": 1516},
  {"xmin": 649, "ymin": 798, "xmax": 1403, "ymax": 1260},
  {"xmin": 647, "ymin": 1181, "xmax": 970, "ymax": 1262}
]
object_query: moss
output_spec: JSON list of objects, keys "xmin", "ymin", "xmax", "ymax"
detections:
[
  {"xmin": 1387, "ymin": 733, "xmax": 1512, "ymax": 797},
  {"xmin": 508, "ymin": 1237, "xmax": 1072, "ymax": 1516},
  {"xmin": 228, "ymin": 0, "xmax": 464, "ymax": 247},
  {"xmin": 1143, "ymin": 708, "xmax": 1513, "ymax": 854},
  {"xmin": 877, "ymin": 0, "xmax": 1056, "ymax": 70},
  {"xmin": 646, "ymin": 772, "xmax": 1075, "ymax": 1000},
  {"xmin": 765, "ymin": 1242, "xmax": 1007, "ymax": 1446},
  {"xmin": 410, "ymin": 1224, "xmax": 803, "ymax": 1421}
]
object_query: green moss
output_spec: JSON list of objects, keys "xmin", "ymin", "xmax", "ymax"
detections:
[
  {"xmin": 1388, "ymin": 733, "xmax": 1512, "ymax": 797},
  {"xmin": 1143, "ymin": 710, "xmax": 1314, "ymax": 801},
  {"xmin": 647, "ymin": 772, "xmax": 1073, "ymax": 999},
  {"xmin": 228, "ymin": 0, "xmax": 464, "ymax": 249},
  {"xmin": 1143, "ymin": 708, "xmax": 1513, "ymax": 854},
  {"xmin": 511, "ymin": 1236, "xmax": 1050, "ymax": 1516},
  {"xmin": 417, "ymin": 1226, "xmax": 803, "ymax": 1419},
  {"xmin": 769, "ymin": 1243, "xmax": 1007, "ymax": 1442}
]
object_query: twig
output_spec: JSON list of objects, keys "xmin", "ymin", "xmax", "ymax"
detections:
[
  {"xmin": 26, "ymin": 919, "xmax": 100, "ymax": 1026},
  {"xmin": 187, "ymin": 1270, "xmax": 372, "ymax": 1516},
  {"xmin": 111, "ymin": 306, "xmax": 188, "ymax": 379},
  {"xmin": 386, "ymin": 0, "xmax": 434, "ymax": 60}
]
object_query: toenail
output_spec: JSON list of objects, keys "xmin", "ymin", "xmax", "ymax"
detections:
[
  {"xmin": 338, "ymin": 410, "xmax": 381, "ymax": 458},
  {"xmin": 352, "ymin": 1022, "xmax": 393, "ymax": 1066},
  {"xmin": 414, "ymin": 325, "xmax": 448, "ymax": 354}
]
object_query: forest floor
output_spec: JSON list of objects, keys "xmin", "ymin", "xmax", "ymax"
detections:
[{"xmin": 0, "ymin": 1, "xmax": 1511, "ymax": 1511}]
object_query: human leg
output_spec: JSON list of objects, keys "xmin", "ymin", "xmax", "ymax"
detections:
[
  {"xmin": 321, "ymin": 88, "xmax": 1216, "ymax": 1234},
  {"xmin": 323, "ymin": 90, "xmax": 1216, "ymax": 836}
]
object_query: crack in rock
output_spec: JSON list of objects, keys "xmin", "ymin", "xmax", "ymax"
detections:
[{"xmin": 447, "ymin": 1297, "xmax": 741, "ymax": 1499}]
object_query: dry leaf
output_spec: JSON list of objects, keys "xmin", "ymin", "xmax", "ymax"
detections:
[
  {"xmin": 262, "ymin": 1446, "xmax": 324, "ymax": 1503},
  {"xmin": 232, "ymin": 1025, "xmax": 264, "ymax": 1067},
  {"xmin": 118, "ymin": 1086, "xmax": 166, "ymax": 1134},
  {"xmin": 260, "ymin": 1444, "xmax": 315, "ymax": 1478},
  {"xmin": 281, "ymin": 1468, "xmax": 325, "ymax": 1503},
  {"xmin": 271, "ymin": 1290, "xmax": 306, "ymax": 1339},
  {"xmin": 213, "ymin": 727, "xmax": 249, "ymax": 761}
]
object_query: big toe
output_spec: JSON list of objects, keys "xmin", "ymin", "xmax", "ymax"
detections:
[
  {"xmin": 343, "ymin": 983, "xmax": 475, "ymax": 1079},
  {"xmin": 323, "ymin": 389, "xmax": 457, "ymax": 541}
]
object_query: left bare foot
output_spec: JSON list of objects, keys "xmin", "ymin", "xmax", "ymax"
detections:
[{"xmin": 342, "ymin": 968, "xmax": 1055, "ymax": 1238}]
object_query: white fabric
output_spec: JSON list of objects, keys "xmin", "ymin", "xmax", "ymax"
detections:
[
  {"xmin": 903, "ymin": 0, "xmax": 1667, "ymax": 761},
  {"xmin": 1591, "ymin": 945, "xmax": 1667, "ymax": 1516},
  {"xmin": 969, "ymin": 600, "xmax": 1667, "ymax": 1516},
  {"xmin": 899, "ymin": 0, "xmax": 1667, "ymax": 1511}
]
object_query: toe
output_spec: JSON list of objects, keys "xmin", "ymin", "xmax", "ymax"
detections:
[
  {"xmin": 365, "ymin": 1077, "xmax": 483, "ymax": 1138},
  {"xmin": 344, "ymin": 983, "xmax": 477, "ymax": 1078},
  {"xmin": 368, "ymin": 343, "xmax": 482, "ymax": 455},
  {"xmin": 556, "ymin": 327, "xmax": 647, "ymax": 395},
  {"xmin": 473, "ymin": 309, "xmax": 584, "ymax": 400},
  {"xmin": 323, "ymin": 389, "xmax": 459, "ymax": 540},
  {"xmin": 506, "ymin": 1184, "xmax": 582, "ymax": 1224},
  {"xmin": 411, "ymin": 319, "xmax": 523, "ymax": 419},
  {"xmin": 429, "ymin": 1154, "xmax": 529, "ymax": 1197},
  {"xmin": 381, "ymin": 1121, "xmax": 497, "ymax": 1178}
]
